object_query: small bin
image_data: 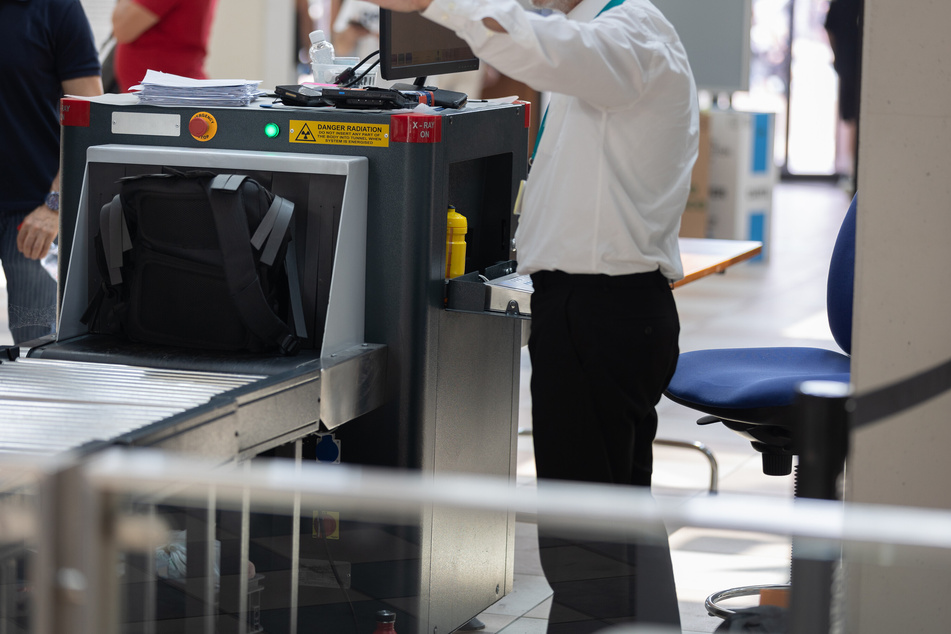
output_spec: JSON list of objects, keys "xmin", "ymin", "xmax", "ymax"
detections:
[{"xmin": 445, "ymin": 261, "xmax": 532, "ymax": 317}]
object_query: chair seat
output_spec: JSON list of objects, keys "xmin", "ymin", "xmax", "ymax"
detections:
[
  {"xmin": 664, "ymin": 194, "xmax": 855, "ymax": 478},
  {"xmin": 667, "ymin": 347, "xmax": 851, "ymax": 414}
]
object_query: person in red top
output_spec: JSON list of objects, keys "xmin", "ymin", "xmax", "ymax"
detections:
[{"xmin": 112, "ymin": 0, "xmax": 219, "ymax": 91}]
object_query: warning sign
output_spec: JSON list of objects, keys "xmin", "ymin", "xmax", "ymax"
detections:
[
  {"xmin": 294, "ymin": 122, "xmax": 317, "ymax": 143},
  {"xmin": 289, "ymin": 120, "xmax": 389, "ymax": 147}
]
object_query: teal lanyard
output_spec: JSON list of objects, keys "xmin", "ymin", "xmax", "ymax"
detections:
[{"xmin": 530, "ymin": 0, "xmax": 627, "ymax": 162}]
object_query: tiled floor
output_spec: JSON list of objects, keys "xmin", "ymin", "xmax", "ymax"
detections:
[
  {"xmin": 0, "ymin": 181, "xmax": 852, "ymax": 633},
  {"xmin": 473, "ymin": 181, "xmax": 854, "ymax": 633}
]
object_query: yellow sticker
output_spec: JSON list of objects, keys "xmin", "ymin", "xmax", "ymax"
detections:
[
  {"xmin": 312, "ymin": 510, "xmax": 340, "ymax": 539},
  {"xmin": 289, "ymin": 120, "xmax": 389, "ymax": 147}
]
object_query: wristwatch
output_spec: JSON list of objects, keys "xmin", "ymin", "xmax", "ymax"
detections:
[{"xmin": 45, "ymin": 190, "xmax": 60, "ymax": 212}]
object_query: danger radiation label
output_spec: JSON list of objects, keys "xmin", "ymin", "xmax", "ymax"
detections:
[{"xmin": 289, "ymin": 120, "xmax": 389, "ymax": 147}]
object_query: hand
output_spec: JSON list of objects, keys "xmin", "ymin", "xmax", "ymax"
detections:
[
  {"xmin": 17, "ymin": 205, "xmax": 58, "ymax": 260},
  {"xmin": 362, "ymin": 0, "xmax": 433, "ymax": 13}
]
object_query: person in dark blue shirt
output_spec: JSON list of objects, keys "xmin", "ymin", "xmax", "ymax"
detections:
[{"xmin": 0, "ymin": 0, "xmax": 101, "ymax": 344}]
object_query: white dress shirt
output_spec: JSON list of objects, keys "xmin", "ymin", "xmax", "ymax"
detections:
[{"xmin": 422, "ymin": 0, "xmax": 699, "ymax": 280}]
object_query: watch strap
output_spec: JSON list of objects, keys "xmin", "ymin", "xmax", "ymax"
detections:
[{"xmin": 45, "ymin": 191, "xmax": 60, "ymax": 212}]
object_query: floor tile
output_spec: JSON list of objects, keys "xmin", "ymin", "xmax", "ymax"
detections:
[
  {"xmin": 468, "ymin": 612, "xmax": 519, "ymax": 634},
  {"xmin": 482, "ymin": 573, "xmax": 553, "ymax": 617},
  {"xmin": 497, "ymin": 616, "xmax": 549, "ymax": 634}
]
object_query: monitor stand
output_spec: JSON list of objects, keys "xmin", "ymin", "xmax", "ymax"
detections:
[{"xmin": 393, "ymin": 78, "xmax": 469, "ymax": 108}]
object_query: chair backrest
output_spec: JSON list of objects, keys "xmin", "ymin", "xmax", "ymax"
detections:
[{"xmin": 826, "ymin": 193, "xmax": 857, "ymax": 355}]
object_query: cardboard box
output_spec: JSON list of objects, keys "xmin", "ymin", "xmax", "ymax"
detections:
[
  {"xmin": 706, "ymin": 110, "xmax": 777, "ymax": 260},
  {"xmin": 679, "ymin": 111, "xmax": 710, "ymax": 238}
]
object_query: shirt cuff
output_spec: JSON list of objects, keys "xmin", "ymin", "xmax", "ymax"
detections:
[{"xmin": 422, "ymin": 0, "xmax": 498, "ymax": 44}]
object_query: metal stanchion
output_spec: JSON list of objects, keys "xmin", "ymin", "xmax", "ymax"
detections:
[{"xmin": 789, "ymin": 380, "xmax": 852, "ymax": 634}]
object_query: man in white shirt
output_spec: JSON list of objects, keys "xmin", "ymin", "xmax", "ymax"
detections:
[{"xmin": 368, "ymin": 0, "xmax": 698, "ymax": 630}]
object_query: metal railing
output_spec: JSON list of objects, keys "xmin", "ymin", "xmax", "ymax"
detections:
[{"xmin": 5, "ymin": 435, "xmax": 951, "ymax": 633}]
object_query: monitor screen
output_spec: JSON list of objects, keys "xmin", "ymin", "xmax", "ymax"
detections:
[{"xmin": 379, "ymin": 10, "xmax": 480, "ymax": 82}]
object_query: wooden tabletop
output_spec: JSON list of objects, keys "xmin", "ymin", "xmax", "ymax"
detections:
[{"xmin": 675, "ymin": 237, "xmax": 763, "ymax": 288}]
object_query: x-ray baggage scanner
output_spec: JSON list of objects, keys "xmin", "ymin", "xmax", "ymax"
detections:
[{"xmin": 8, "ymin": 96, "xmax": 530, "ymax": 634}]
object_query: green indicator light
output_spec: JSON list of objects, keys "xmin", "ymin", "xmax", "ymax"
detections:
[{"xmin": 264, "ymin": 123, "xmax": 280, "ymax": 138}]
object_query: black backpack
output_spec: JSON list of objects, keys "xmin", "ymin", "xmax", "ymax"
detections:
[{"xmin": 83, "ymin": 170, "xmax": 306, "ymax": 355}]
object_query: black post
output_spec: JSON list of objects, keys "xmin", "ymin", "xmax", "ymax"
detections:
[{"xmin": 789, "ymin": 380, "xmax": 851, "ymax": 634}]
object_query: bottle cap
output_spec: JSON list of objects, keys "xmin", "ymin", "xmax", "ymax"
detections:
[
  {"xmin": 375, "ymin": 610, "xmax": 396, "ymax": 623},
  {"xmin": 309, "ymin": 30, "xmax": 327, "ymax": 45}
]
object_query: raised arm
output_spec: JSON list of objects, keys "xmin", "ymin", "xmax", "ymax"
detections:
[{"xmin": 363, "ymin": 0, "xmax": 506, "ymax": 32}]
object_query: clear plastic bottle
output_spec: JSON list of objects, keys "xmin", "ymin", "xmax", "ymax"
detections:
[
  {"xmin": 41, "ymin": 241, "xmax": 58, "ymax": 281},
  {"xmin": 309, "ymin": 30, "xmax": 336, "ymax": 83}
]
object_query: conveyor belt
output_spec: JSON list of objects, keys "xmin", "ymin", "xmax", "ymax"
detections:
[{"xmin": 0, "ymin": 357, "xmax": 264, "ymax": 456}]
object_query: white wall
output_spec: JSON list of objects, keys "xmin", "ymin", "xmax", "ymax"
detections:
[
  {"xmin": 80, "ymin": 0, "xmax": 298, "ymax": 89},
  {"xmin": 845, "ymin": 0, "xmax": 951, "ymax": 631},
  {"xmin": 79, "ymin": 0, "xmax": 115, "ymax": 48},
  {"xmin": 206, "ymin": 0, "xmax": 298, "ymax": 88}
]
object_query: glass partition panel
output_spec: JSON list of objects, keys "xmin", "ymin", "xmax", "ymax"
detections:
[
  {"xmin": 5, "ymin": 448, "xmax": 951, "ymax": 633},
  {"xmin": 0, "ymin": 458, "xmax": 43, "ymax": 634}
]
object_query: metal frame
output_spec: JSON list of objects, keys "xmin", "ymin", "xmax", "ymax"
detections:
[
  {"xmin": 0, "ymin": 344, "xmax": 386, "ymax": 460},
  {"xmin": 654, "ymin": 438, "xmax": 719, "ymax": 494},
  {"xmin": 45, "ymin": 98, "xmax": 530, "ymax": 634},
  {"xmin": 705, "ymin": 583, "xmax": 790, "ymax": 619}
]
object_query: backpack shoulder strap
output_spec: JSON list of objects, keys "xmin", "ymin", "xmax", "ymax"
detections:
[
  {"xmin": 250, "ymin": 191, "xmax": 306, "ymax": 338},
  {"xmin": 284, "ymin": 241, "xmax": 308, "ymax": 339},
  {"xmin": 100, "ymin": 193, "xmax": 132, "ymax": 285},
  {"xmin": 82, "ymin": 194, "xmax": 131, "ymax": 326},
  {"xmin": 207, "ymin": 174, "xmax": 301, "ymax": 355},
  {"xmin": 251, "ymin": 194, "xmax": 296, "ymax": 266}
]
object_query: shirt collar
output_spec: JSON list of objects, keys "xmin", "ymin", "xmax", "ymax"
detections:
[{"xmin": 570, "ymin": 0, "xmax": 619, "ymax": 22}]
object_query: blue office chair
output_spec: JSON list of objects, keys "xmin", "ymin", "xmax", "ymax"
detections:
[{"xmin": 664, "ymin": 193, "xmax": 856, "ymax": 477}]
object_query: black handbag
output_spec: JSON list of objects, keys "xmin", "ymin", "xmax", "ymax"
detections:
[{"xmin": 100, "ymin": 35, "xmax": 119, "ymax": 94}]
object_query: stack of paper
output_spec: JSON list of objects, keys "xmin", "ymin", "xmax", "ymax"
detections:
[{"xmin": 132, "ymin": 70, "xmax": 264, "ymax": 107}]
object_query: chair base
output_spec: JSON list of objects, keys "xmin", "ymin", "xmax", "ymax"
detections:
[
  {"xmin": 654, "ymin": 438, "xmax": 719, "ymax": 494},
  {"xmin": 705, "ymin": 583, "xmax": 790, "ymax": 619}
]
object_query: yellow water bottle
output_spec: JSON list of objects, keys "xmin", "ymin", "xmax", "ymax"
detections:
[{"xmin": 446, "ymin": 206, "xmax": 467, "ymax": 279}]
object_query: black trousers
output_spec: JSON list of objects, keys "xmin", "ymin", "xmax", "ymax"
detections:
[{"xmin": 528, "ymin": 269, "xmax": 682, "ymax": 633}]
